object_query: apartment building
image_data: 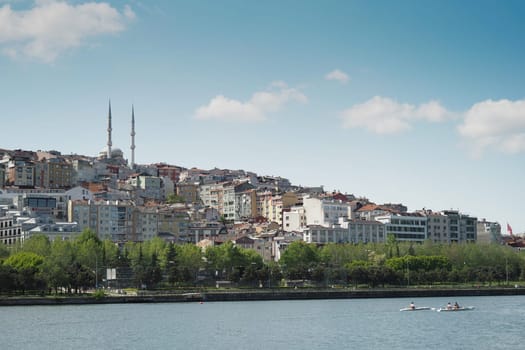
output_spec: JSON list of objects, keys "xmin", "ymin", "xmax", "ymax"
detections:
[
  {"xmin": 303, "ymin": 220, "xmax": 385, "ymax": 244},
  {"xmin": 0, "ymin": 215, "xmax": 23, "ymax": 245},
  {"xmin": 7, "ymin": 159, "xmax": 35, "ymax": 187},
  {"xmin": 69, "ymin": 200, "xmax": 134, "ymax": 241},
  {"xmin": 40, "ymin": 157, "xmax": 73, "ymax": 189},
  {"xmin": 129, "ymin": 175, "xmax": 163, "ymax": 201},
  {"xmin": 477, "ymin": 219, "xmax": 501, "ymax": 243},
  {"xmin": 443, "ymin": 210, "xmax": 477, "ymax": 243},
  {"xmin": 303, "ymin": 197, "xmax": 351, "ymax": 227},
  {"xmin": 0, "ymin": 164, "xmax": 5, "ymax": 188},
  {"xmin": 176, "ymin": 182, "xmax": 199, "ymax": 204},
  {"xmin": 282, "ymin": 206, "xmax": 307, "ymax": 232},
  {"xmin": 375, "ymin": 213, "xmax": 427, "ymax": 242}
]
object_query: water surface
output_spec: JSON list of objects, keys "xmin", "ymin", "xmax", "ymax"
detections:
[{"xmin": 1, "ymin": 295, "xmax": 523, "ymax": 349}]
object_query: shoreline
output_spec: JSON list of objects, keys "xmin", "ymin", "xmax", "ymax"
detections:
[{"xmin": 1, "ymin": 287, "xmax": 524, "ymax": 306}]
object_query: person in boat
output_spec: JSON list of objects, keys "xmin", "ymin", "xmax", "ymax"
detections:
[
  {"xmin": 410, "ymin": 302, "xmax": 415, "ymax": 310},
  {"xmin": 454, "ymin": 301, "xmax": 460, "ymax": 310},
  {"xmin": 447, "ymin": 302, "xmax": 452, "ymax": 310}
]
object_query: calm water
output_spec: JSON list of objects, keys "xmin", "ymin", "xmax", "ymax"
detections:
[{"xmin": 1, "ymin": 295, "xmax": 524, "ymax": 350}]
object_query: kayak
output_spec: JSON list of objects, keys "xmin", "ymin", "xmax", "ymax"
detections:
[
  {"xmin": 437, "ymin": 306, "xmax": 475, "ymax": 312},
  {"xmin": 400, "ymin": 307, "xmax": 431, "ymax": 311}
]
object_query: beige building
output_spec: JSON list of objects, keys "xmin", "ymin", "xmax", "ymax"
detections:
[
  {"xmin": 157, "ymin": 207, "xmax": 190, "ymax": 243},
  {"xmin": 7, "ymin": 160, "xmax": 35, "ymax": 187},
  {"xmin": 42, "ymin": 158, "xmax": 73, "ymax": 189},
  {"xmin": 176, "ymin": 182, "xmax": 199, "ymax": 204}
]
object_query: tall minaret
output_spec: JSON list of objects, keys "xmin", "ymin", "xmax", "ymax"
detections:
[
  {"xmin": 130, "ymin": 105, "xmax": 136, "ymax": 169},
  {"xmin": 107, "ymin": 100, "xmax": 113, "ymax": 159}
]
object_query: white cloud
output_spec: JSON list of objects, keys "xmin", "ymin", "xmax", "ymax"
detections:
[
  {"xmin": 458, "ymin": 99, "xmax": 525, "ymax": 155},
  {"xmin": 340, "ymin": 96, "xmax": 452, "ymax": 134},
  {"xmin": 194, "ymin": 82, "xmax": 307, "ymax": 122},
  {"xmin": 0, "ymin": 1, "xmax": 135, "ymax": 62},
  {"xmin": 325, "ymin": 69, "xmax": 349, "ymax": 84}
]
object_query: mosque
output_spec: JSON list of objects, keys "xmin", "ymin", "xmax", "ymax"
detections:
[{"xmin": 97, "ymin": 101, "xmax": 136, "ymax": 169}]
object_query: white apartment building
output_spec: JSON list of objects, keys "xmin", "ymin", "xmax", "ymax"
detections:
[
  {"xmin": 282, "ymin": 206, "xmax": 307, "ymax": 232},
  {"xmin": 303, "ymin": 220, "xmax": 385, "ymax": 244},
  {"xmin": 375, "ymin": 213, "xmax": 427, "ymax": 242},
  {"xmin": 303, "ymin": 225, "xmax": 349, "ymax": 244},
  {"xmin": 69, "ymin": 200, "xmax": 134, "ymax": 241},
  {"xmin": 346, "ymin": 219, "xmax": 385, "ymax": 243},
  {"xmin": 0, "ymin": 215, "xmax": 23, "ymax": 245},
  {"xmin": 222, "ymin": 184, "xmax": 235, "ymax": 220},
  {"xmin": 24, "ymin": 222, "xmax": 81, "ymax": 242},
  {"xmin": 303, "ymin": 197, "xmax": 351, "ymax": 227},
  {"xmin": 199, "ymin": 183, "xmax": 223, "ymax": 210},
  {"xmin": 234, "ymin": 189, "xmax": 256, "ymax": 221},
  {"xmin": 129, "ymin": 175, "xmax": 163, "ymax": 201}
]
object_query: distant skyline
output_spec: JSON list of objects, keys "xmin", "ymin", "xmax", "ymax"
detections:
[{"xmin": 1, "ymin": 0, "xmax": 524, "ymax": 233}]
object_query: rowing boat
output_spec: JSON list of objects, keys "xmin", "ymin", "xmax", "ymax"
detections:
[
  {"xmin": 399, "ymin": 306, "xmax": 431, "ymax": 311},
  {"xmin": 437, "ymin": 306, "xmax": 475, "ymax": 312}
]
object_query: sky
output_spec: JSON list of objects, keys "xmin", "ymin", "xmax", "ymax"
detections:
[{"xmin": 1, "ymin": 0, "xmax": 524, "ymax": 234}]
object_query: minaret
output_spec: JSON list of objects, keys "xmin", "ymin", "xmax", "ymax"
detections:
[
  {"xmin": 130, "ymin": 105, "xmax": 136, "ymax": 169},
  {"xmin": 107, "ymin": 100, "xmax": 113, "ymax": 159}
]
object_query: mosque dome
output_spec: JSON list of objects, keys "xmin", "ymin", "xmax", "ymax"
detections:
[
  {"xmin": 111, "ymin": 148, "xmax": 124, "ymax": 158},
  {"xmin": 97, "ymin": 147, "xmax": 123, "ymax": 159}
]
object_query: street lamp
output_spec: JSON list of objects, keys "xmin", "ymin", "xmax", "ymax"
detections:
[
  {"xmin": 95, "ymin": 254, "xmax": 98, "ymax": 290},
  {"xmin": 268, "ymin": 265, "xmax": 272, "ymax": 288},
  {"xmin": 406, "ymin": 257, "xmax": 410, "ymax": 287}
]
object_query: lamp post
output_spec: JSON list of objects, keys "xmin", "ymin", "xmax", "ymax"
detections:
[
  {"xmin": 268, "ymin": 265, "xmax": 272, "ymax": 288},
  {"xmin": 95, "ymin": 254, "xmax": 98, "ymax": 290},
  {"xmin": 406, "ymin": 257, "xmax": 410, "ymax": 287}
]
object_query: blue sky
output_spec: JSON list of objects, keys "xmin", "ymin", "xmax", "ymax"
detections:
[{"xmin": 1, "ymin": 0, "xmax": 524, "ymax": 233}]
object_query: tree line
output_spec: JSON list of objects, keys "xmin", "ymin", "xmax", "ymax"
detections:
[{"xmin": 0, "ymin": 230, "xmax": 524, "ymax": 295}]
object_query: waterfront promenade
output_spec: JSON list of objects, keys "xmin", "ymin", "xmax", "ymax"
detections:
[{"xmin": 2, "ymin": 286, "xmax": 525, "ymax": 306}]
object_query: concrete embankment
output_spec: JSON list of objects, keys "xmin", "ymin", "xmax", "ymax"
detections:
[{"xmin": 1, "ymin": 288, "xmax": 525, "ymax": 306}]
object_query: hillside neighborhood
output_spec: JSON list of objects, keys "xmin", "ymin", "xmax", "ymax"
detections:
[
  {"xmin": 0, "ymin": 103, "xmax": 519, "ymax": 259},
  {"xmin": 0, "ymin": 144, "xmax": 512, "ymax": 260}
]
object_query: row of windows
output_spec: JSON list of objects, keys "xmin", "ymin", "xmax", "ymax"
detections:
[
  {"xmin": 1, "ymin": 229, "xmax": 21, "ymax": 236},
  {"xmin": 388, "ymin": 226, "xmax": 425, "ymax": 233},
  {"xmin": 393, "ymin": 233, "xmax": 426, "ymax": 240},
  {"xmin": 2, "ymin": 238, "xmax": 18, "ymax": 244},
  {"xmin": 390, "ymin": 219, "xmax": 426, "ymax": 226},
  {"xmin": 0, "ymin": 221, "xmax": 13, "ymax": 228}
]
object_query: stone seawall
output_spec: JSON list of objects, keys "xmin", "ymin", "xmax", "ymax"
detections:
[{"xmin": 1, "ymin": 288, "xmax": 524, "ymax": 306}]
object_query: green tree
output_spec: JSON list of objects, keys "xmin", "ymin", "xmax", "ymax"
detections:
[
  {"xmin": 21, "ymin": 234, "xmax": 51, "ymax": 257},
  {"xmin": 74, "ymin": 230, "xmax": 103, "ymax": 288},
  {"xmin": 0, "ymin": 264, "xmax": 17, "ymax": 292},
  {"xmin": 176, "ymin": 244, "xmax": 203, "ymax": 284},
  {"xmin": 4, "ymin": 252, "xmax": 46, "ymax": 294},
  {"xmin": 43, "ymin": 240, "xmax": 75, "ymax": 293},
  {"xmin": 164, "ymin": 243, "xmax": 178, "ymax": 285},
  {"xmin": 280, "ymin": 241, "xmax": 319, "ymax": 280}
]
